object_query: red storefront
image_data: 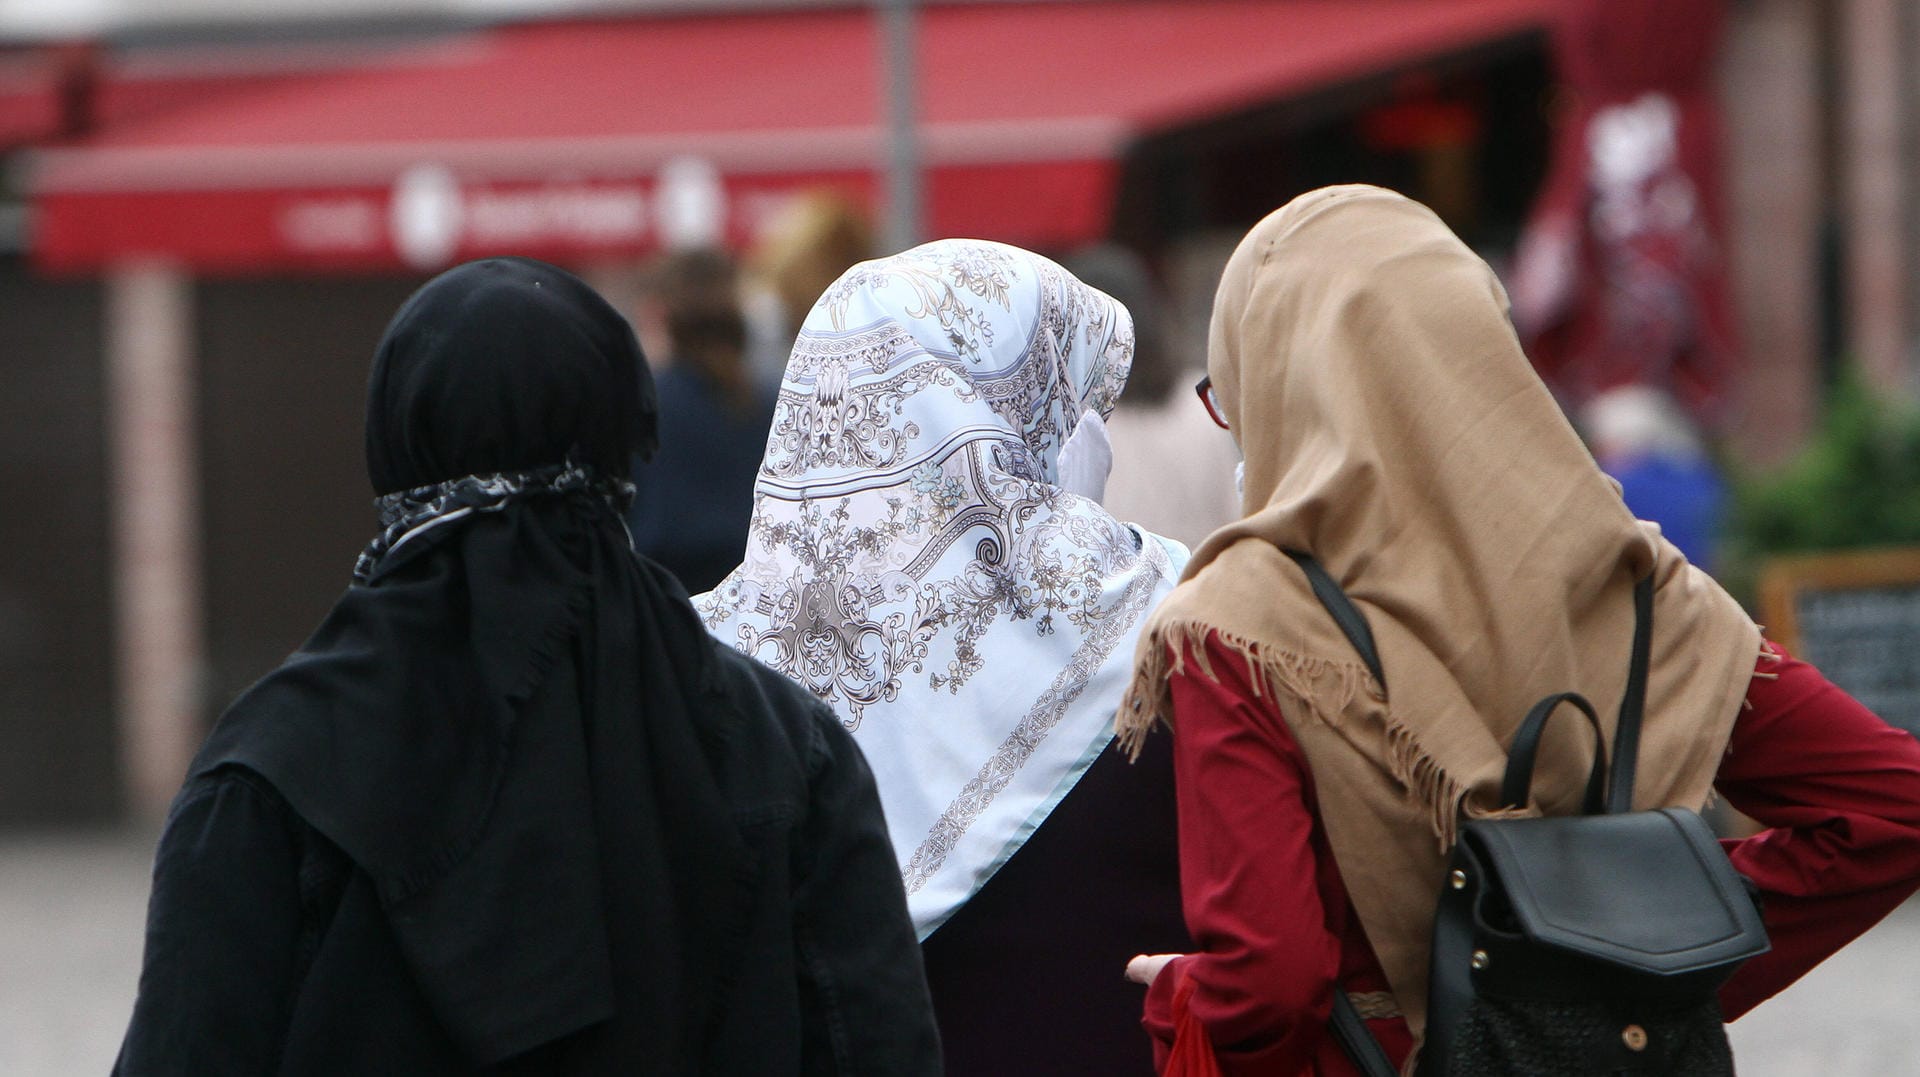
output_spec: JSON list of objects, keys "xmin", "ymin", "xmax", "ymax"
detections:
[
  {"xmin": 30, "ymin": 0, "xmax": 1553, "ymax": 274},
  {"xmin": 7, "ymin": 0, "xmax": 1557, "ymax": 820}
]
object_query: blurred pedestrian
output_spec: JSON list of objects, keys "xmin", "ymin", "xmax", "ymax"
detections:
[
  {"xmin": 626, "ymin": 248, "xmax": 777, "ymax": 594},
  {"xmin": 115, "ymin": 257, "xmax": 939, "ymax": 1076},
  {"xmin": 699, "ymin": 239, "xmax": 1192, "ymax": 1076},
  {"xmin": 1583, "ymin": 383, "xmax": 1727, "ymax": 571},
  {"xmin": 1509, "ymin": 0, "xmax": 1738, "ymax": 423},
  {"xmin": 1117, "ymin": 187, "xmax": 1920, "ymax": 1075},
  {"xmin": 1067, "ymin": 243, "xmax": 1241, "ymax": 553},
  {"xmin": 746, "ymin": 189, "xmax": 874, "ymax": 380}
]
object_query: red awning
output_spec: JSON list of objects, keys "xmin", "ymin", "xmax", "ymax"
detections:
[
  {"xmin": 0, "ymin": 50, "xmax": 69, "ymax": 149},
  {"xmin": 29, "ymin": 0, "xmax": 1551, "ymax": 274}
]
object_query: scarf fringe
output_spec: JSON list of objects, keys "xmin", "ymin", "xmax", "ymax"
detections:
[
  {"xmin": 1744, "ymin": 639, "xmax": 1783, "ymax": 709},
  {"xmin": 1116, "ymin": 619, "xmax": 1477, "ymax": 848}
]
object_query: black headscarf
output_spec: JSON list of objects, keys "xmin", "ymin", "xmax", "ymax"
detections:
[
  {"xmin": 363, "ymin": 256, "xmax": 657, "ymax": 494},
  {"xmin": 191, "ymin": 258, "xmax": 758, "ymax": 1067}
]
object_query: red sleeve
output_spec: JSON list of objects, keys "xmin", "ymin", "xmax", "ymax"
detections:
[
  {"xmin": 1142, "ymin": 634, "xmax": 1343, "ymax": 1076},
  {"xmin": 1715, "ymin": 642, "xmax": 1920, "ymax": 1019}
]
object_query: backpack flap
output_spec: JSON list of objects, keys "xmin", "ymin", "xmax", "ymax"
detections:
[{"xmin": 1460, "ymin": 808, "xmax": 1768, "ymax": 985}]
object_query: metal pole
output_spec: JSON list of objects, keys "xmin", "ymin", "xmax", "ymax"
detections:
[{"xmin": 877, "ymin": 0, "xmax": 923, "ymax": 254}]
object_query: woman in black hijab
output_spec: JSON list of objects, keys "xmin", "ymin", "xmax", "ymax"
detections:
[{"xmin": 115, "ymin": 257, "xmax": 940, "ymax": 1076}]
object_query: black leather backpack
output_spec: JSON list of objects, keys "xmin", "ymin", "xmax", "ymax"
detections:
[{"xmin": 1283, "ymin": 551, "xmax": 1770, "ymax": 1077}]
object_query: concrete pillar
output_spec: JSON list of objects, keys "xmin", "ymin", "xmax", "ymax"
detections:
[
  {"xmin": 1721, "ymin": 0, "xmax": 1824, "ymax": 465},
  {"xmin": 1840, "ymin": 0, "xmax": 1913, "ymax": 397},
  {"xmin": 104, "ymin": 261, "xmax": 203, "ymax": 820}
]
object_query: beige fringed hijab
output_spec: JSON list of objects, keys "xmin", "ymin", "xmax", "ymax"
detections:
[{"xmin": 1115, "ymin": 186, "xmax": 1760, "ymax": 1047}]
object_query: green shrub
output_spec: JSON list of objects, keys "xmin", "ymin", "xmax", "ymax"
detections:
[{"xmin": 1733, "ymin": 373, "xmax": 1920, "ymax": 560}]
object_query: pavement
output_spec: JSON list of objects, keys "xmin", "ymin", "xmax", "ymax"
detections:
[
  {"xmin": 2, "ymin": 828, "xmax": 155, "ymax": 1077},
  {"xmin": 3, "ymin": 826, "xmax": 1915, "ymax": 1076}
]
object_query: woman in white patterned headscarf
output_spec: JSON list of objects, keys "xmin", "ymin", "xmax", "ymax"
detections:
[{"xmin": 698, "ymin": 239, "xmax": 1190, "ymax": 1075}]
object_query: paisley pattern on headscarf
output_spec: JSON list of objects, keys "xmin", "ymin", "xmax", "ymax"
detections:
[
  {"xmin": 697, "ymin": 240, "xmax": 1184, "ymax": 936},
  {"xmin": 352, "ymin": 462, "xmax": 635, "ymax": 583}
]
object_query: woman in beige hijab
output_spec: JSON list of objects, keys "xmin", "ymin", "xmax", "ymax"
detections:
[{"xmin": 1117, "ymin": 186, "xmax": 1920, "ymax": 1075}]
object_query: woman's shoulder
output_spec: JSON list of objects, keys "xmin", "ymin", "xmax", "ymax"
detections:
[
  {"xmin": 171, "ymin": 764, "xmax": 298, "ymax": 826},
  {"xmin": 704, "ymin": 642, "xmax": 848, "ymax": 775},
  {"xmin": 152, "ymin": 764, "xmax": 340, "ymax": 901}
]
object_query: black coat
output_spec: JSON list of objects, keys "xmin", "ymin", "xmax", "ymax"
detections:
[
  {"xmin": 920, "ymin": 730, "xmax": 1190, "ymax": 1076},
  {"xmin": 116, "ymin": 642, "xmax": 939, "ymax": 1076}
]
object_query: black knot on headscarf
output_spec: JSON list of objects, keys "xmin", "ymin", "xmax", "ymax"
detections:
[
  {"xmin": 365, "ymin": 256, "xmax": 658, "ymax": 496},
  {"xmin": 352, "ymin": 461, "xmax": 636, "ymax": 583}
]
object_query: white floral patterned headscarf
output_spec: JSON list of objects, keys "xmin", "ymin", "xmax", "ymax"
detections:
[{"xmin": 695, "ymin": 239, "xmax": 1185, "ymax": 936}]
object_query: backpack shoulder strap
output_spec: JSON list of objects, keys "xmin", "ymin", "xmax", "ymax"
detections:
[
  {"xmin": 1604, "ymin": 573, "xmax": 1655, "ymax": 814},
  {"xmin": 1281, "ymin": 550, "xmax": 1398, "ymax": 1077},
  {"xmin": 1282, "ymin": 549, "xmax": 1386, "ymax": 694}
]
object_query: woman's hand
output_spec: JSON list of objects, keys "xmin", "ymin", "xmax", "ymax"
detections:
[{"xmin": 1125, "ymin": 952, "xmax": 1184, "ymax": 987}]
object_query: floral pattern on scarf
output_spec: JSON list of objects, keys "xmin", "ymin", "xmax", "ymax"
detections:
[{"xmin": 696, "ymin": 240, "xmax": 1183, "ymax": 935}]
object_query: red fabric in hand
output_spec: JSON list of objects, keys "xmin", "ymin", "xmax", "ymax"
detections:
[{"xmin": 1163, "ymin": 968, "xmax": 1226, "ymax": 1077}]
